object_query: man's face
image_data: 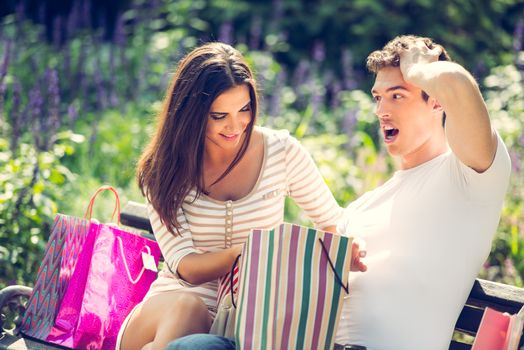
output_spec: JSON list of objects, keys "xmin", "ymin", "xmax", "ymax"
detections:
[{"xmin": 371, "ymin": 66, "xmax": 443, "ymax": 168}]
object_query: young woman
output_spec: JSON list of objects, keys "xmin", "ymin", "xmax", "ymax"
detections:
[{"xmin": 117, "ymin": 42, "xmax": 364, "ymax": 350}]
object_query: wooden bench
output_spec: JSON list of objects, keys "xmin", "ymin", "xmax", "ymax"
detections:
[{"xmin": 1, "ymin": 201, "xmax": 523, "ymax": 349}]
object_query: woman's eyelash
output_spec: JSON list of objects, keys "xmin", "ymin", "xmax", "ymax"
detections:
[{"xmin": 210, "ymin": 114, "xmax": 226, "ymax": 120}]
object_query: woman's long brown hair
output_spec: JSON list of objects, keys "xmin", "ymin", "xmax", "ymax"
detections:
[{"xmin": 137, "ymin": 42, "xmax": 259, "ymax": 236}]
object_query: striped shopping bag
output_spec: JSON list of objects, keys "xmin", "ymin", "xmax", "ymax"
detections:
[{"xmin": 235, "ymin": 223, "xmax": 352, "ymax": 350}]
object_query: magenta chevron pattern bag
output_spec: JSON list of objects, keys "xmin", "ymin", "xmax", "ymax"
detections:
[
  {"xmin": 20, "ymin": 214, "xmax": 91, "ymax": 339},
  {"xmin": 235, "ymin": 223, "xmax": 352, "ymax": 350}
]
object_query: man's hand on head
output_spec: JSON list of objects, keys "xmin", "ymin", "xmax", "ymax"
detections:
[{"xmin": 399, "ymin": 39, "xmax": 443, "ymax": 80}]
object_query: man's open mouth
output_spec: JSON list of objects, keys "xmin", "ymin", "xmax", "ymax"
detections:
[{"xmin": 384, "ymin": 127, "xmax": 399, "ymax": 142}]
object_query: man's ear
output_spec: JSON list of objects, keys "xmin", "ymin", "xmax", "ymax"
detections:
[{"xmin": 430, "ymin": 97, "xmax": 444, "ymax": 114}]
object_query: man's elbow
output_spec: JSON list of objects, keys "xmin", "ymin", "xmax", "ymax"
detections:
[{"xmin": 468, "ymin": 133, "xmax": 498, "ymax": 173}]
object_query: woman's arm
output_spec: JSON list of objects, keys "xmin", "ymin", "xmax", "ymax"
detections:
[
  {"xmin": 283, "ymin": 135, "xmax": 343, "ymax": 229},
  {"xmin": 177, "ymin": 245, "xmax": 242, "ymax": 285},
  {"xmin": 283, "ymin": 135, "xmax": 366, "ymax": 272},
  {"xmin": 149, "ymin": 203, "xmax": 242, "ymax": 285}
]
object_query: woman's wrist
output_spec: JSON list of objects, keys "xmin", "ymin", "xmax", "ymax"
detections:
[{"xmin": 230, "ymin": 244, "xmax": 242, "ymax": 260}]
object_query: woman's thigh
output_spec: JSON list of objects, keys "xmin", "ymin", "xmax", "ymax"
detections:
[{"xmin": 119, "ymin": 291, "xmax": 212, "ymax": 350}]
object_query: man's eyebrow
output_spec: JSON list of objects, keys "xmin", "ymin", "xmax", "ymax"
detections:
[{"xmin": 371, "ymin": 85, "xmax": 410, "ymax": 94}]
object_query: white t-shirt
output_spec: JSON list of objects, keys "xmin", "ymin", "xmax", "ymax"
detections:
[{"xmin": 335, "ymin": 134, "xmax": 511, "ymax": 350}]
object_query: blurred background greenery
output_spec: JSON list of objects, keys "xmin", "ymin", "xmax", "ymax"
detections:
[{"xmin": 0, "ymin": 0, "xmax": 523, "ymax": 290}]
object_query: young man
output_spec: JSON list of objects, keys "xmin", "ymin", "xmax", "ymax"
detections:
[{"xmin": 335, "ymin": 35, "xmax": 511, "ymax": 349}]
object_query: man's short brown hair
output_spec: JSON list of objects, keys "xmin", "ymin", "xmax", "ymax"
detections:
[{"xmin": 366, "ymin": 35, "xmax": 451, "ymax": 73}]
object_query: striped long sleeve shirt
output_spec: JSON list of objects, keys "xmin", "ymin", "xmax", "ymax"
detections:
[{"xmin": 144, "ymin": 126, "xmax": 342, "ymax": 314}]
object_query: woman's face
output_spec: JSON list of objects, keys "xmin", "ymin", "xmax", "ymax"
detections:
[{"xmin": 205, "ymin": 84, "xmax": 252, "ymax": 152}]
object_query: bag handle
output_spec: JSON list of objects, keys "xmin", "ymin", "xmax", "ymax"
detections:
[
  {"xmin": 318, "ymin": 238, "xmax": 349, "ymax": 294},
  {"xmin": 84, "ymin": 185, "xmax": 121, "ymax": 225},
  {"xmin": 116, "ymin": 236, "xmax": 151, "ymax": 284},
  {"xmin": 230, "ymin": 254, "xmax": 241, "ymax": 308}
]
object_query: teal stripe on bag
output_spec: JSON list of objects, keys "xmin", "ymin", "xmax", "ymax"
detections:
[
  {"xmin": 324, "ymin": 236, "xmax": 350, "ymax": 350},
  {"xmin": 295, "ymin": 227, "xmax": 317, "ymax": 349},
  {"xmin": 260, "ymin": 228, "xmax": 275, "ymax": 350},
  {"xmin": 235, "ymin": 230, "xmax": 254, "ymax": 348}
]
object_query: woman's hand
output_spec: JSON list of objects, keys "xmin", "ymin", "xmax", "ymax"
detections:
[{"xmin": 350, "ymin": 241, "xmax": 367, "ymax": 272}]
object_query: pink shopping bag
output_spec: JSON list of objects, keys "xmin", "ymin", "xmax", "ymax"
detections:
[
  {"xmin": 44, "ymin": 186, "xmax": 161, "ymax": 350},
  {"xmin": 472, "ymin": 306, "xmax": 524, "ymax": 350}
]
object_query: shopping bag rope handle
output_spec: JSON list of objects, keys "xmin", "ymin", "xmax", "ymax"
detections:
[
  {"xmin": 230, "ymin": 254, "xmax": 241, "ymax": 309},
  {"xmin": 84, "ymin": 185, "xmax": 121, "ymax": 225},
  {"xmin": 116, "ymin": 236, "xmax": 151, "ymax": 284},
  {"xmin": 318, "ymin": 238, "xmax": 349, "ymax": 294}
]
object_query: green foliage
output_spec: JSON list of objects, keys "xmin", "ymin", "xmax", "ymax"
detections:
[
  {"xmin": 480, "ymin": 64, "xmax": 524, "ymax": 286},
  {"xmin": 63, "ymin": 104, "xmax": 155, "ymax": 188},
  {"xmin": 1, "ymin": 1, "xmax": 523, "ymax": 289},
  {"xmin": 154, "ymin": 0, "xmax": 524, "ymax": 86},
  {"xmin": 0, "ymin": 133, "xmax": 80, "ymax": 288}
]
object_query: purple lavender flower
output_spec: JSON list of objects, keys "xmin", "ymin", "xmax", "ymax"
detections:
[
  {"xmin": 67, "ymin": 103, "xmax": 78, "ymax": 128},
  {"xmin": 342, "ymin": 49, "xmax": 357, "ymax": 90},
  {"xmin": 269, "ymin": 69, "xmax": 287, "ymax": 118},
  {"xmin": 53, "ymin": 16, "xmax": 63, "ymax": 47},
  {"xmin": 219, "ymin": 21, "xmax": 234, "ymax": 45},
  {"xmin": 67, "ymin": 0, "xmax": 80, "ymax": 39},
  {"xmin": 63, "ymin": 42, "xmax": 71, "ymax": 84},
  {"xmin": 81, "ymin": 0, "xmax": 91, "ymax": 28},
  {"xmin": 13, "ymin": 2, "xmax": 25, "ymax": 48},
  {"xmin": 28, "ymin": 85, "xmax": 44, "ymax": 150},
  {"xmin": 312, "ymin": 41, "xmax": 325, "ymax": 63},
  {"xmin": 10, "ymin": 81, "xmax": 21, "ymax": 152},
  {"xmin": 109, "ymin": 45, "xmax": 119, "ymax": 108},
  {"xmin": 15, "ymin": 1, "xmax": 25, "ymax": 22},
  {"xmin": 513, "ymin": 18, "xmax": 524, "ymax": 52},
  {"xmin": 330, "ymin": 81, "xmax": 342, "ymax": 110},
  {"xmin": 76, "ymin": 39, "xmax": 87, "ymax": 99},
  {"xmin": 94, "ymin": 60, "xmax": 107, "ymax": 111},
  {"xmin": 249, "ymin": 16, "xmax": 262, "ymax": 50},
  {"xmin": 38, "ymin": 2, "xmax": 46, "ymax": 26},
  {"xmin": 113, "ymin": 13, "xmax": 127, "ymax": 47},
  {"xmin": 343, "ymin": 109, "xmax": 358, "ymax": 138},
  {"xmin": 0, "ymin": 40, "xmax": 10, "ymax": 126},
  {"xmin": 0, "ymin": 40, "xmax": 11, "ymax": 82},
  {"xmin": 292, "ymin": 60, "xmax": 309, "ymax": 89},
  {"xmin": 0, "ymin": 82, "xmax": 5, "ymax": 128},
  {"xmin": 272, "ymin": 0, "xmax": 284, "ymax": 22},
  {"xmin": 509, "ymin": 150, "xmax": 521, "ymax": 174},
  {"xmin": 504, "ymin": 258, "xmax": 516, "ymax": 278},
  {"xmin": 46, "ymin": 68, "xmax": 61, "ymax": 137}
]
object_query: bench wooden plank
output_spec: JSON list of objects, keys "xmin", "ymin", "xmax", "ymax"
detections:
[
  {"xmin": 449, "ymin": 340, "xmax": 472, "ymax": 350},
  {"xmin": 120, "ymin": 201, "xmax": 152, "ymax": 233},
  {"xmin": 469, "ymin": 279, "xmax": 524, "ymax": 312},
  {"xmin": 454, "ymin": 304, "xmax": 484, "ymax": 336},
  {"xmin": 0, "ymin": 334, "xmax": 63, "ymax": 350}
]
